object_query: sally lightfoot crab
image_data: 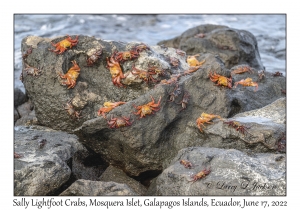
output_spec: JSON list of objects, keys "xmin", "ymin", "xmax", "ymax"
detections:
[
  {"xmin": 196, "ymin": 112, "xmax": 223, "ymax": 133},
  {"xmin": 133, "ymin": 95, "xmax": 161, "ymax": 118},
  {"xmin": 176, "ymin": 91, "xmax": 190, "ymax": 111},
  {"xmin": 24, "ymin": 63, "xmax": 42, "ymax": 77},
  {"xmin": 107, "ymin": 115, "xmax": 133, "ymax": 129},
  {"xmin": 230, "ymin": 65, "xmax": 254, "ymax": 76},
  {"xmin": 234, "ymin": 78, "xmax": 258, "ymax": 92},
  {"xmin": 224, "ymin": 120, "xmax": 251, "ymax": 135},
  {"xmin": 49, "ymin": 35, "xmax": 79, "ymax": 55},
  {"xmin": 97, "ymin": 101, "xmax": 126, "ymax": 118},
  {"xmin": 86, "ymin": 49, "xmax": 102, "ymax": 67},
  {"xmin": 131, "ymin": 66, "xmax": 158, "ymax": 84},
  {"xmin": 209, "ymin": 72, "xmax": 232, "ymax": 89},
  {"xmin": 188, "ymin": 168, "xmax": 211, "ymax": 183},
  {"xmin": 106, "ymin": 55, "xmax": 126, "ymax": 87},
  {"xmin": 64, "ymin": 98, "xmax": 82, "ymax": 120},
  {"xmin": 59, "ymin": 60, "xmax": 80, "ymax": 89},
  {"xmin": 180, "ymin": 160, "xmax": 195, "ymax": 169}
]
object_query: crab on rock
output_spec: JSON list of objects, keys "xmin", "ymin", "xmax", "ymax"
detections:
[
  {"xmin": 230, "ymin": 65, "xmax": 254, "ymax": 76},
  {"xmin": 189, "ymin": 168, "xmax": 211, "ymax": 183},
  {"xmin": 49, "ymin": 35, "xmax": 78, "ymax": 55},
  {"xmin": 107, "ymin": 115, "xmax": 133, "ymax": 129},
  {"xmin": 64, "ymin": 99, "xmax": 81, "ymax": 119},
  {"xmin": 209, "ymin": 72, "xmax": 232, "ymax": 89},
  {"xmin": 59, "ymin": 60, "xmax": 80, "ymax": 89},
  {"xmin": 234, "ymin": 78, "xmax": 258, "ymax": 92},
  {"xmin": 24, "ymin": 63, "xmax": 42, "ymax": 77},
  {"xmin": 86, "ymin": 49, "xmax": 102, "ymax": 67},
  {"xmin": 97, "ymin": 101, "xmax": 126, "ymax": 118},
  {"xmin": 186, "ymin": 54, "xmax": 205, "ymax": 67},
  {"xmin": 176, "ymin": 91, "xmax": 190, "ymax": 111},
  {"xmin": 196, "ymin": 112, "xmax": 222, "ymax": 133},
  {"xmin": 106, "ymin": 55, "xmax": 126, "ymax": 87},
  {"xmin": 114, "ymin": 48, "xmax": 140, "ymax": 63},
  {"xmin": 131, "ymin": 66, "xmax": 158, "ymax": 84},
  {"xmin": 133, "ymin": 95, "xmax": 161, "ymax": 118}
]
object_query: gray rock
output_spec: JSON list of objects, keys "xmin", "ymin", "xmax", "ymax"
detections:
[
  {"xmin": 21, "ymin": 34, "xmax": 285, "ymax": 177},
  {"xmin": 59, "ymin": 179, "xmax": 137, "ymax": 196},
  {"xmin": 14, "ymin": 125, "xmax": 86, "ymax": 196},
  {"xmin": 158, "ymin": 24, "xmax": 264, "ymax": 70},
  {"xmin": 16, "ymin": 100, "xmax": 33, "ymax": 118},
  {"xmin": 148, "ymin": 147, "xmax": 286, "ymax": 196},
  {"xmin": 234, "ymin": 97, "xmax": 286, "ymax": 124},
  {"xmin": 75, "ymin": 53, "xmax": 285, "ymax": 176},
  {"xmin": 14, "ymin": 87, "xmax": 27, "ymax": 107},
  {"xmin": 99, "ymin": 165, "xmax": 147, "ymax": 195},
  {"xmin": 14, "ymin": 107, "xmax": 20, "ymax": 123}
]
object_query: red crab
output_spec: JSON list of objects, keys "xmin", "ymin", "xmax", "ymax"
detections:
[
  {"xmin": 234, "ymin": 78, "xmax": 258, "ymax": 92},
  {"xmin": 131, "ymin": 66, "xmax": 158, "ymax": 84},
  {"xmin": 97, "ymin": 101, "xmax": 126, "ymax": 118},
  {"xmin": 209, "ymin": 72, "xmax": 232, "ymax": 89},
  {"xmin": 148, "ymin": 65, "xmax": 167, "ymax": 77},
  {"xmin": 157, "ymin": 74, "xmax": 181, "ymax": 87},
  {"xmin": 189, "ymin": 168, "xmax": 211, "ymax": 183},
  {"xmin": 133, "ymin": 95, "xmax": 161, "ymax": 118},
  {"xmin": 86, "ymin": 49, "xmax": 102, "ymax": 66},
  {"xmin": 114, "ymin": 49, "xmax": 140, "ymax": 63},
  {"xmin": 107, "ymin": 115, "xmax": 133, "ymax": 129},
  {"xmin": 59, "ymin": 60, "xmax": 81, "ymax": 89},
  {"xmin": 180, "ymin": 160, "xmax": 194, "ymax": 169},
  {"xmin": 230, "ymin": 65, "xmax": 254, "ymax": 76},
  {"xmin": 196, "ymin": 113, "xmax": 223, "ymax": 133},
  {"xmin": 224, "ymin": 120, "xmax": 250, "ymax": 135},
  {"xmin": 176, "ymin": 91, "xmax": 190, "ymax": 111},
  {"xmin": 106, "ymin": 54, "xmax": 126, "ymax": 87},
  {"xmin": 49, "ymin": 35, "xmax": 79, "ymax": 55}
]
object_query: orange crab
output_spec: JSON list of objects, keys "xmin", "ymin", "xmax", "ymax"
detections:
[
  {"xmin": 49, "ymin": 35, "xmax": 78, "ymax": 55},
  {"xmin": 189, "ymin": 168, "xmax": 211, "ymax": 183},
  {"xmin": 114, "ymin": 49, "xmax": 140, "ymax": 63},
  {"xmin": 186, "ymin": 54, "xmax": 205, "ymax": 67},
  {"xmin": 230, "ymin": 65, "xmax": 254, "ymax": 76},
  {"xmin": 106, "ymin": 54, "xmax": 126, "ymax": 87},
  {"xmin": 133, "ymin": 95, "xmax": 161, "ymax": 118},
  {"xmin": 133, "ymin": 43, "xmax": 150, "ymax": 53},
  {"xmin": 107, "ymin": 115, "xmax": 133, "ymax": 129},
  {"xmin": 180, "ymin": 160, "xmax": 194, "ymax": 169},
  {"xmin": 196, "ymin": 112, "xmax": 222, "ymax": 133},
  {"xmin": 97, "ymin": 101, "xmax": 126, "ymax": 118},
  {"xmin": 131, "ymin": 66, "xmax": 158, "ymax": 84},
  {"xmin": 209, "ymin": 72, "xmax": 232, "ymax": 89},
  {"xmin": 234, "ymin": 78, "xmax": 258, "ymax": 92},
  {"xmin": 59, "ymin": 60, "xmax": 80, "ymax": 89}
]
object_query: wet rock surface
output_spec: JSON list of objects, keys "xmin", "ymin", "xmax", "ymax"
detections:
[{"xmin": 148, "ymin": 147, "xmax": 286, "ymax": 196}]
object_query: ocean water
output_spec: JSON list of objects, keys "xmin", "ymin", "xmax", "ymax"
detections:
[{"xmin": 14, "ymin": 14, "xmax": 286, "ymax": 92}]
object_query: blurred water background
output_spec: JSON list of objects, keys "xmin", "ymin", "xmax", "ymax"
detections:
[{"xmin": 14, "ymin": 14, "xmax": 286, "ymax": 92}]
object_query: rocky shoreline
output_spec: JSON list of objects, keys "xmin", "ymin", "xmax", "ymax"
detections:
[{"xmin": 14, "ymin": 24, "xmax": 286, "ymax": 196}]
